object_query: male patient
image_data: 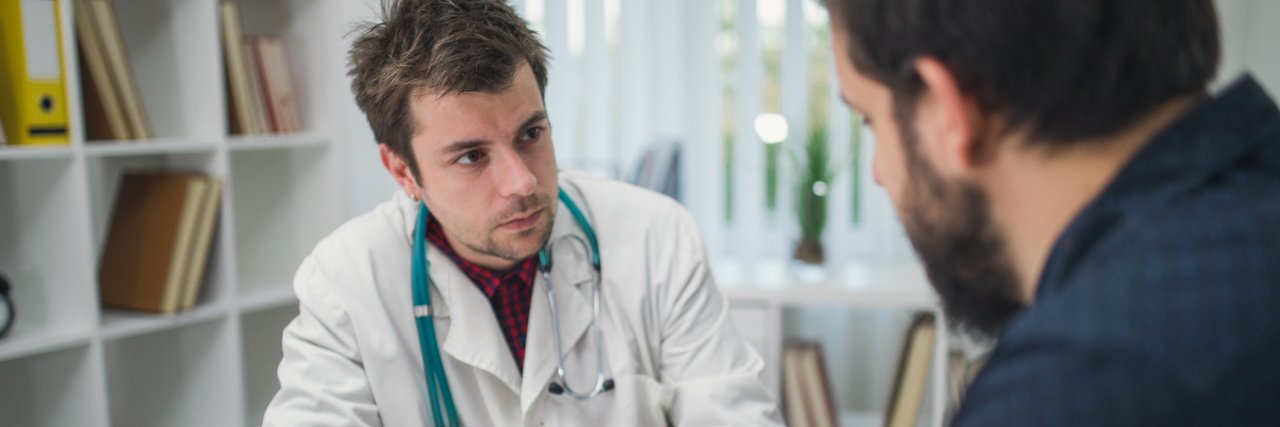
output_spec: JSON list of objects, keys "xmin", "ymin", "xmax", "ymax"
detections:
[{"xmin": 825, "ymin": 0, "xmax": 1280, "ymax": 424}]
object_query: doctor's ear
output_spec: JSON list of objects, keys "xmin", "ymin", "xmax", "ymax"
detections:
[{"xmin": 379, "ymin": 143, "xmax": 423, "ymax": 201}]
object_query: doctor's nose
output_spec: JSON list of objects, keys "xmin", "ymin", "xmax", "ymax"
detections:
[{"xmin": 493, "ymin": 150, "xmax": 538, "ymax": 198}]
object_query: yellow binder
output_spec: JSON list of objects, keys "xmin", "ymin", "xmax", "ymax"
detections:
[{"xmin": 0, "ymin": 0, "xmax": 70, "ymax": 145}]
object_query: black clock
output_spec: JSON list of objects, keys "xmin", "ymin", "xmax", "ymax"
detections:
[{"xmin": 0, "ymin": 273, "xmax": 13, "ymax": 338}]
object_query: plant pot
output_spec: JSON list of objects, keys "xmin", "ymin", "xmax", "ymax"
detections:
[{"xmin": 793, "ymin": 239, "xmax": 825, "ymax": 265}]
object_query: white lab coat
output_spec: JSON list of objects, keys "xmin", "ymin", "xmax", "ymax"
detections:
[{"xmin": 263, "ymin": 170, "xmax": 782, "ymax": 426}]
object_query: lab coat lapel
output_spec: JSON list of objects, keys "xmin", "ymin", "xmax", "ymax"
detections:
[
  {"xmin": 434, "ymin": 249, "xmax": 524, "ymax": 397},
  {"xmin": 395, "ymin": 192, "xmax": 524, "ymax": 395},
  {"xmin": 520, "ymin": 197, "xmax": 595, "ymax": 412}
]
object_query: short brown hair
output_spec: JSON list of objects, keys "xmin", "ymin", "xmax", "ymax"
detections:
[
  {"xmin": 348, "ymin": 0, "xmax": 549, "ymax": 181},
  {"xmin": 824, "ymin": 0, "xmax": 1218, "ymax": 147}
]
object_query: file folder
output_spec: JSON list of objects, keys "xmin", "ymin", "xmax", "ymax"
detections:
[{"xmin": 0, "ymin": 0, "xmax": 70, "ymax": 145}]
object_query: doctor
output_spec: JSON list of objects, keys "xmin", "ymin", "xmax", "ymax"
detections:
[{"xmin": 262, "ymin": 0, "xmax": 781, "ymax": 426}]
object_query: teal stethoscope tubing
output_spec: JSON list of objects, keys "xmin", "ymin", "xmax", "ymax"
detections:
[
  {"xmin": 412, "ymin": 188, "xmax": 612, "ymax": 426},
  {"xmin": 411, "ymin": 196, "xmax": 457, "ymax": 427}
]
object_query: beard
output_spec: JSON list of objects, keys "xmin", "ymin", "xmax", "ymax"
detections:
[
  {"xmin": 897, "ymin": 119, "xmax": 1025, "ymax": 340},
  {"xmin": 442, "ymin": 192, "xmax": 556, "ymax": 263}
]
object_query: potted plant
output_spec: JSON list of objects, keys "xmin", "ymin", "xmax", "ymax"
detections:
[{"xmin": 792, "ymin": 125, "xmax": 838, "ymax": 264}]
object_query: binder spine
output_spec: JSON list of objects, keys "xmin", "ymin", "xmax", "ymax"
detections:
[{"xmin": 0, "ymin": 0, "xmax": 70, "ymax": 145}]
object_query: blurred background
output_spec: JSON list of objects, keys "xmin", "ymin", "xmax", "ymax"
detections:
[{"xmin": 0, "ymin": 0, "xmax": 1275, "ymax": 426}]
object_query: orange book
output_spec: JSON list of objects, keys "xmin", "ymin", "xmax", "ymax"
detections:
[{"xmin": 99, "ymin": 172, "xmax": 208, "ymax": 314}]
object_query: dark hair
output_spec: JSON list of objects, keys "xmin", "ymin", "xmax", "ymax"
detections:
[
  {"xmin": 825, "ymin": 0, "xmax": 1221, "ymax": 145},
  {"xmin": 348, "ymin": 0, "xmax": 549, "ymax": 180}
]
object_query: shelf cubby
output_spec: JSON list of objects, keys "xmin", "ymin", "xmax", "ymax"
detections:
[
  {"xmin": 230, "ymin": 144, "xmax": 333, "ymax": 299},
  {"xmin": 84, "ymin": 151, "xmax": 236, "ymax": 312},
  {"xmin": 104, "ymin": 317, "xmax": 242, "ymax": 427},
  {"xmin": 0, "ymin": 157, "xmax": 98, "ymax": 363},
  {"xmin": 240, "ymin": 304, "xmax": 299, "ymax": 427},
  {"xmin": 780, "ymin": 306, "xmax": 939, "ymax": 427},
  {"xmin": 105, "ymin": 0, "xmax": 224, "ymax": 141},
  {"xmin": 236, "ymin": 0, "xmax": 333, "ymax": 136},
  {"xmin": 0, "ymin": 344, "xmax": 110, "ymax": 427}
]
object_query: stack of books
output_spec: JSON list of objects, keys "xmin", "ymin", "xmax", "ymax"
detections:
[
  {"xmin": 783, "ymin": 312, "xmax": 940, "ymax": 427},
  {"xmin": 782, "ymin": 342, "xmax": 838, "ymax": 427},
  {"xmin": 220, "ymin": 1, "xmax": 301, "ymax": 136},
  {"xmin": 75, "ymin": 0, "xmax": 153, "ymax": 141},
  {"xmin": 99, "ymin": 172, "xmax": 223, "ymax": 314}
]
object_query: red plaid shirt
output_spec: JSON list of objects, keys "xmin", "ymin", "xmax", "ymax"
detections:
[{"xmin": 425, "ymin": 216, "xmax": 537, "ymax": 371}]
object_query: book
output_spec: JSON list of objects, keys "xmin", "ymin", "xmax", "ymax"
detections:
[
  {"xmin": 0, "ymin": 0, "xmax": 70, "ymax": 145},
  {"xmin": 884, "ymin": 313, "xmax": 938, "ymax": 427},
  {"xmin": 74, "ymin": 0, "xmax": 130, "ymax": 140},
  {"xmin": 253, "ymin": 35, "xmax": 301, "ymax": 133},
  {"xmin": 179, "ymin": 177, "xmax": 222, "ymax": 311},
  {"xmin": 99, "ymin": 172, "xmax": 210, "ymax": 314},
  {"xmin": 86, "ymin": 0, "xmax": 151, "ymax": 140},
  {"xmin": 220, "ymin": 1, "xmax": 258, "ymax": 135},
  {"xmin": 243, "ymin": 40, "xmax": 271, "ymax": 134},
  {"xmin": 782, "ymin": 342, "xmax": 838, "ymax": 427},
  {"xmin": 782, "ymin": 348, "xmax": 813, "ymax": 427},
  {"xmin": 269, "ymin": 38, "xmax": 302, "ymax": 133}
]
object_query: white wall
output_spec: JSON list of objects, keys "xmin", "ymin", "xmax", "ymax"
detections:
[
  {"xmin": 1214, "ymin": 0, "xmax": 1280, "ymax": 95},
  {"xmin": 334, "ymin": 0, "xmax": 400, "ymax": 220}
]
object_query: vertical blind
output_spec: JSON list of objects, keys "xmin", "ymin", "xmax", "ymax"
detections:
[{"xmin": 511, "ymin": 0, "xmax": 913, "ymax": 265}]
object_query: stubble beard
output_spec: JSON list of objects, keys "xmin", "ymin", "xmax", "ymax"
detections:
[{"xmin": 458, "ymin": 192, "xmax": 556, "ymax": 263}]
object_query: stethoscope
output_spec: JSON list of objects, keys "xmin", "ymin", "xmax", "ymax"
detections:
[{"xmin": 411, "ymin": 188, "xmax": 614, "ymax": 427}]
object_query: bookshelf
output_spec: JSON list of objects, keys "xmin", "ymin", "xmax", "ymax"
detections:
[
  {"xmin": 0, "ymin": 0, "xmax": 339, "ymax": 426},
  {"xmin": 718, "ymin": 260, "xmax": 948, "ymax": 427}
]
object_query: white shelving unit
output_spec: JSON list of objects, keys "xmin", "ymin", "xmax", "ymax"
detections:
[
  {"xmin": 0, "ymin": 0, "xmax": 339, "ymax": 426},
  {"xmin": 718, "ymin": 260, "xmax": 948, "ymax": 427}
]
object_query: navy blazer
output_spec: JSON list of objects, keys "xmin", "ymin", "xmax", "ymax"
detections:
[{"xmin": 953, "ymin": 76, "xmax": 1280, "ymax": 426}]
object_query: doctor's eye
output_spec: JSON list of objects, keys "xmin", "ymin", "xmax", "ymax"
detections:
[
  {"xmin": 457, "ymin": 149, "xmax": 486, "ymax": 165},
  {"xmin": 521, "ymin": 126, "xmax": 543, "ymax": 142}
]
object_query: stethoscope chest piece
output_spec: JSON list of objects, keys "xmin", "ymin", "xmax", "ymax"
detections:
[
  {"xmin": 549, "ymin": 378, "xmax": 614, "ymax": 396},
  {"xmin": 537, "ymin": 206, "xmax": 614, "ymax": 400}
]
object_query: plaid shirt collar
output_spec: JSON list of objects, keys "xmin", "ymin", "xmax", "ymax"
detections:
[{"xmin": 424, "ymin": 216, "xmax": 538, "ymax": 299}]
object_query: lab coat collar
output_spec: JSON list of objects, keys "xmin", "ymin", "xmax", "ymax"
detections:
[
  {"xmin": 391, "ymin": 183, "xmax": 597, "ymax": 403},
  {"xmin": 520, "ymin": 184, "xmax": 596, "ymax": 412}
]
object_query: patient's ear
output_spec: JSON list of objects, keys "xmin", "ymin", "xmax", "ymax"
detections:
[
  {"xmin": 913, "ymin": 57, "xmax": 991, "ymax": 175},
  {"xmin": 380, "ymin": 143, "xmax": 422, "ymax": 200}
]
